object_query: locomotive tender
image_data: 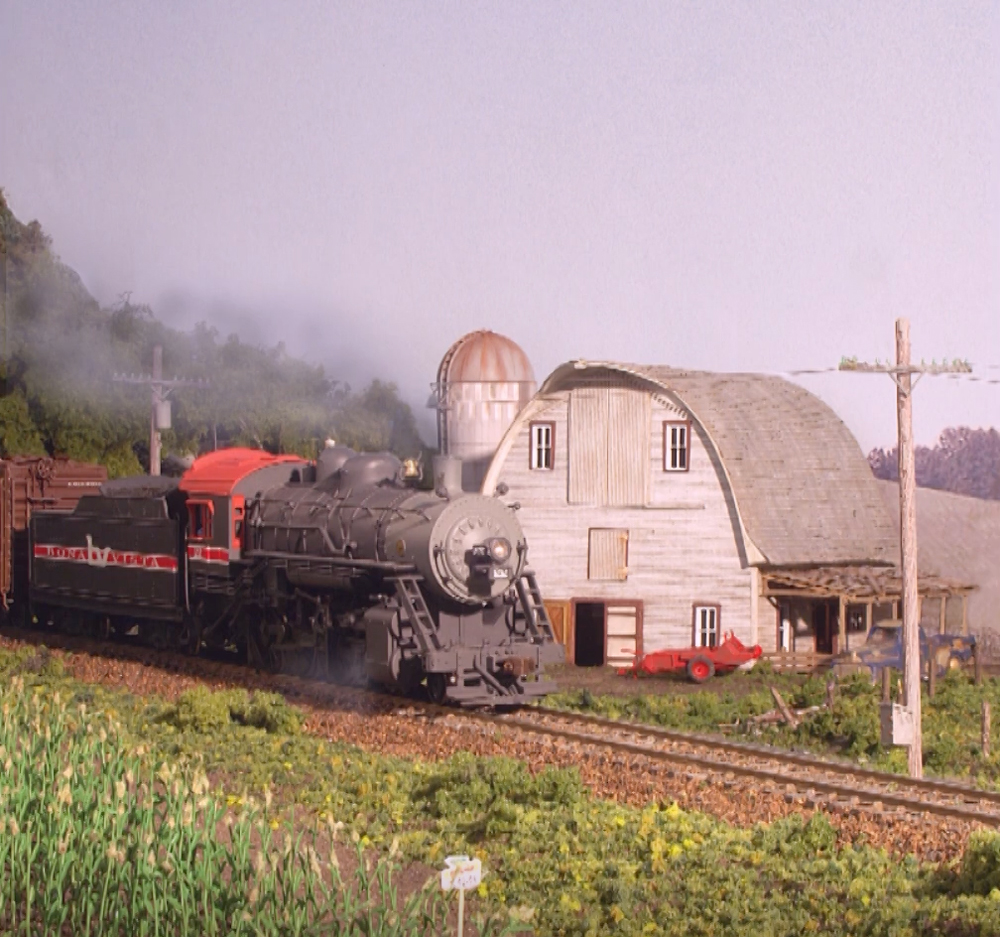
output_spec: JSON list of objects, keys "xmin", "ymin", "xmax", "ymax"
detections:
[{"xmin": 22, "ymin": 446, "xmax": 564, "ymax": 706}]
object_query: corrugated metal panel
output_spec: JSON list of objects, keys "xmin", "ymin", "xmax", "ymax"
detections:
[
  {"xmin": 607, "ymin": 388, "xmax": 650, "ymax": 506},
  {"xmin": 569, "ymin": 389, "xmax": 608, "ymax": 504},
  {"xmin": 588, "ymin": 527, "xmax": 628, "ymax": 580},
  {"xmin": 443, "ymin": 330, "xmax": 536, "ymax": 384}
]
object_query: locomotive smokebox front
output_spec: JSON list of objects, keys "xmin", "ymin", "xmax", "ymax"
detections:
[{"xmin": 392, "ymin": 493, "xmax": 526, "ymax": 604}]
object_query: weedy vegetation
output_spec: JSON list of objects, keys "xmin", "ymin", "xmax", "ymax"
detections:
[
  {"xmin": 550, "ymin": 667, "xmax": 1000, "ymax": 785},
  {"xmin": 5, "ymin": 647, "xmax": 1000, "ymax": 935}
]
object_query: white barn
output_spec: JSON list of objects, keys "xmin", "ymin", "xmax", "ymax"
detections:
[{"xmin": 480, "ymin": 360, "xmax": 922, "ymax": 667}]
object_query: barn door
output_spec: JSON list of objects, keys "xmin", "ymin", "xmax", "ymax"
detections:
[{"xmin": 605, "ymin": 604, "xmax": 640, "ymax": 667}]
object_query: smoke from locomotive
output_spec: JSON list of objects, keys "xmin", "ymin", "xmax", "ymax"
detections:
[{"xmin": 19, "ymin": 446, "xmax": 564, "ymax": 706}]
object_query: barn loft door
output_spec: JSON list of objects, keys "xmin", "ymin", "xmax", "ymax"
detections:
[
  {"xmin": 607, "ymin": 388, "xmax": 650, "ymax": 506},
  {"xmin": 568, "ymin": 385, "xmax": 649, "ymax": 506},
  {"xmin": 568, "ymin": 388, "xmax": 608, "ymax": 504}
]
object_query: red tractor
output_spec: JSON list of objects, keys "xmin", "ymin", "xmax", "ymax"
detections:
[{"xmin": 619, "ymin": 632, "xmax": 762, "ymax": 683}]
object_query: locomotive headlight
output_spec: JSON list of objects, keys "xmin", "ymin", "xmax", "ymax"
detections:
[{"xmin": 487, "ymin": 537, "xmax": 511, "ymax": 563}]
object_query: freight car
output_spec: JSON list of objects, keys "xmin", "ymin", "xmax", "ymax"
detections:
[
  {"xmin": 0, "ymin": 456, "xmax": 108, "ymax": 618},
  {"xmin": 20, "ymin": 446, "xmax": 564, "ymax": 706}
]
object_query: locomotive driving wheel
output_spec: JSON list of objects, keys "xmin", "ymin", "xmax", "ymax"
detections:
[
  {"xmin": 92, "ymin": 615, "xmax": 112, "ymax": 642},
  {"xmin": 426, "ymin": 673, "xmax": 448, "ymax": 705},
  {"xmin": 246, "ymin": 611, "xmax": 281, "ymax": 673}
]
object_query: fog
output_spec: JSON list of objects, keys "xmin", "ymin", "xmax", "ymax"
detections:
[{"xmin": 1, "ymin": 1, "xmax": 997, "ymax": 450}]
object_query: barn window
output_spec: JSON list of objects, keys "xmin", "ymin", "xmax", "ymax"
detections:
[
  {"xmin": 187, "ymin": 500, "xmax": 214, "ymax": 541},
  {"xmin": 588, "ymin": 528, "xmax": 629, "ymax": 581},
  {"xmin": 664, "ymin": 422, "xmax": 690, "ymax": 472},
  {"xmin": 693, "ymin": 604, "xmax": 719, "ymax": 647},
  {"xmin": 529, "ymin": 422, "xmax": 554, "ymax": 470}
]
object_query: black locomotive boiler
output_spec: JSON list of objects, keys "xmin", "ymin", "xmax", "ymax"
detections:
[{"xmin": 24, "ymin": 446, "xmax": 564, "ymax": 706}]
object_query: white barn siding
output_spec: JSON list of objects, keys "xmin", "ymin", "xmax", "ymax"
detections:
[
  {"xmin": 758, "ymin": 590, "xmax": 780, "ymax": 652},
  {"xmin": 495, "ymin": 388, "xmax": 754, "ymax": 651}
]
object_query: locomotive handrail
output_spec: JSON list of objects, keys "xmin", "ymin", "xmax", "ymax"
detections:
[
  {"xmin": 251, "ymin": 520, "xmax": 346, "ymax": 556},
  {"xmin": 244, "ymin": 549, "xmax": 419, "ymax": 574}
]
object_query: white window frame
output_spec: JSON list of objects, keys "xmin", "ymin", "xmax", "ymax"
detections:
[
  {"xmin": 693, "ymin": 604, "xmax": 719, "ymax": 648},
  {"xmin": 529, "ymin": 421, "xmax": 554, "ymax": 471},
  {"xmin": 664, "ymin": 421, "xmax": 690, "ymax": 472}
]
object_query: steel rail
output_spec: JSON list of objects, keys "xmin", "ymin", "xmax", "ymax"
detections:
[
  {"xmin": 435, "ymin": 705, "xmax": 1000, "ymax": 826},
  {"xmin": 523, "ymin": 705, "xmax": 1000, "ymax": 807}
]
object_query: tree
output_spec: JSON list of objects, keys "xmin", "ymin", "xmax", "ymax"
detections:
[
  {"xmin": 868, "ymin": 427, "xmax": 1000, "ymax": 501},
  {"xmin": 331, "ymin": 380, "xmax": 426, "ymax": 457},
  {"xmin": 0, "ymin": 194, "xmax": 430, "ymax": 474}
]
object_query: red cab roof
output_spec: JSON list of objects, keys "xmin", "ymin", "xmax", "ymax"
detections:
[{"xmin": 179, "ymin": 448, "xmax": 308, "ymax": 496}]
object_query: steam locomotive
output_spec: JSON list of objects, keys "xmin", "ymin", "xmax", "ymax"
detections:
[{"xmin": 15, "ymin": 446, "xmax": 564, "ymax": 706}]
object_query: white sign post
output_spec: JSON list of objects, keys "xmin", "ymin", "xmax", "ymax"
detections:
[{"xmin": 440, "ymin": 855, "xmax": 482, "ymax": 937}]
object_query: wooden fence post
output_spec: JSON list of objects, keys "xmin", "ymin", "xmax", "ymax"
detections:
[
  {"xmin": 882, "ymin": 667, "xmax": 892, "ymax": 702},
  {"xmin": 975, "ymin": 643, "xmax": 983, "ymax": 686},
  {"xmin": 983, "ymin": 701, "xmax": 991, "ymax": 759},
  {"xmin": 928, "ymin": 656, "xmax": 936, "ymax": 699}
]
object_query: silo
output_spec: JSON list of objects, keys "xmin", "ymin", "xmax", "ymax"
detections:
[{"xmin": 432, "ymin": 331, "xmax": 536, "ymax": 492}]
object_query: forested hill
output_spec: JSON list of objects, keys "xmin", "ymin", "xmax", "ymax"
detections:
[
  {"xmin": 869, "ymin": 427, "xmax": 1000, "ymax": 501},
  {"xmin": 0, "ymin": 190, "xmax": 425, "ymax": 476}
]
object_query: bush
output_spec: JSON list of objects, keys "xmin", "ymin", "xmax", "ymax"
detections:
[
  {"xmin": 954, "ymin": 831, "xmax": 1000, "ymax": 897},
  {"xmin": 159, "ymin": 686, "xmax": 302, "ymax": 735}
]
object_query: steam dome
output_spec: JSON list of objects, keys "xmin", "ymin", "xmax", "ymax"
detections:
[{"xmin": 432, "ymin": 330, "xmax": 536, "ymax": 492}]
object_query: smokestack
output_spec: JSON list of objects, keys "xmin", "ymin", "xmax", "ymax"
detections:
[{"xmin": 432, "ymin": 454, "xmax": 463, "ymax": 498}]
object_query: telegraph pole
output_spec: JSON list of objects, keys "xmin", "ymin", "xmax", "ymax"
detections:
[
  {"xmin": 840, "ymin": 318, "xmax": 970, "ymax": 778},
  {"xmin": 113, "ymin": 345, "xmax": 208, "ymax": 476},
  {"xmin": 895, "ymin": 320, "xmax": 922, "ymax": 777}
]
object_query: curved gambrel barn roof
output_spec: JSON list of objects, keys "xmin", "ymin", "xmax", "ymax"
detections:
[{"xmin": 484, "ymin": 360, "xmax": 898, "ymax": 568}]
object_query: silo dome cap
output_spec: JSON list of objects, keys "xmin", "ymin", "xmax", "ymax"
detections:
[{"xmin": 438, "ymin": 330, "xmax": 535, "ymax": 385}]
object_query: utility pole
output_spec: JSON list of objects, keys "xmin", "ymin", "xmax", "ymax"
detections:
[
  {"xmin": 113, "ymin": 345, "xmax": 208, "ymax": 476},
  {"xmin": 895, "ymin": 320, "xmax": 922, "ymax": 777},
  {"xmin": 840, "ymin": 318, "xmax": 971, "ymax": 778}
]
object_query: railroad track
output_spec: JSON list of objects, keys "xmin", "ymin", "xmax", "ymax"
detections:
[
  {"xmin": 434, "ymin": 704, "xmax": 1000, "ymax": 827},
  {"xmin": 4, "ymin": 625, "xmax": 999, "ymax": 828}
]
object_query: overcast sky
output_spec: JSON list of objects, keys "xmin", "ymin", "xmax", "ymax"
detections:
[{"xmin": 1, "ymin": 1, "xmax": 997, "ymax": 450}]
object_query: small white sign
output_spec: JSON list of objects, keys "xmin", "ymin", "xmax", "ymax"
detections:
[
  {"xmin": 440, "ymin": 856, "xmax": 482, "ymax": 891},
  {"xmin": 880, "ymin": 702, "xmax": 915, "ymax": 746}
]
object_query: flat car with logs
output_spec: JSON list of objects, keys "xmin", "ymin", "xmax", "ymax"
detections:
[{"xmin": 4, "ymin": 446, "xmax": 564, "ymax": 706}]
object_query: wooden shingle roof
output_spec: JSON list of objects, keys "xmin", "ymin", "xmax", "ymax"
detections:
[{"xmin": 539, "ymin": 362, "xmax": 898, "ymax": 567}]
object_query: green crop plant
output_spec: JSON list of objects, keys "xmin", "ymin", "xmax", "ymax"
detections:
[{"xmin": 0, "ymin": 675, "xmax": 452, "ymax": 936}]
